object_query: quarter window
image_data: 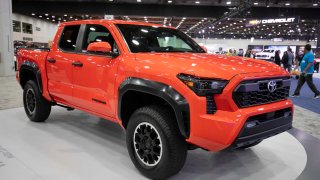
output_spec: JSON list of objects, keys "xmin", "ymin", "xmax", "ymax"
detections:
[{"xmin": 59, "ymin": 25, "xmax": 80, "ymax": 52}]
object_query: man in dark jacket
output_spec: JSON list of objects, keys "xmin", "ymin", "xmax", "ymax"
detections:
[
  {"xmin": 274, "ymin": 50, "xmax": 281, "ymax": 66},
  {"xmin": 282, "ymin": 47, "xmax": 294, "ymax": 73}
]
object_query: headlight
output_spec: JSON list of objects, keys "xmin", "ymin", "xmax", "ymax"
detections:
[{"xmin": 177, "ymin": 74, "xmax": 228, "ymax": 96}]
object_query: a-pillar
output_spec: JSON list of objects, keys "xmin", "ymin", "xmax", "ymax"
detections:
[{"xmin": 0, "ymin": 0, "xmax": 15, "ymax": 76}]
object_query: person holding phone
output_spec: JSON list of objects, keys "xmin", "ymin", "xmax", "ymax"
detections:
[{"xmin": 291, "ymin": 44, "xmax": 320, "ymax": 99}]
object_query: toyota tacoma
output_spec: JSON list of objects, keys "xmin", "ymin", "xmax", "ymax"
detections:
[{"xmin": 16, "ymin": 20, "xmax": 293, "ymax": 179}]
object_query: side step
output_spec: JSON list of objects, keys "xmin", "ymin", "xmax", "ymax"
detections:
[{"xmin": 52, "ymin": 102, "xmax": 74, "ymax": 111}]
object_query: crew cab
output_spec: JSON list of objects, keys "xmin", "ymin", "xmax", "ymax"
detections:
[
  {"xmin": 16, "ymin": 20, "xmax": 293, "ymax": 179},
  {"xmin": 256, "ymin": 49, "xmax": 275, "ymax": 61}
]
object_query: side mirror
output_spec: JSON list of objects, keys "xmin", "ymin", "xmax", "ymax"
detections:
[
  {"xmin": 87, "ymin": 42, "xmax": 112, "ymax": 53},
  {"xmin": 200, "ymin": 45, "xmax": 208, "ymax": 53}
]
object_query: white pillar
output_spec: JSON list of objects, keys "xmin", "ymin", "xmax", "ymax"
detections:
[{"xmin": 0, "ymin": 0, "xmax": 15, "ymax": 76}]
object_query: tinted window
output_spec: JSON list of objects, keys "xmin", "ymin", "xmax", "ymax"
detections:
[
  {"xmin": 59, "ymin": 25, "xmax": 80, "ymax": 52},
  {"xmin": 81, "ymin": 24, "xmax": 117, "ymax": 53},
  {"xmin": 117, "ymin": 24, "xmax": 205, "ymax": 53}
]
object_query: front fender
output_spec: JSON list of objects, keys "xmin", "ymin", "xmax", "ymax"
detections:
[{"xmin": 118, "ymin": 77, "xmax": 190, "ymax": 138}]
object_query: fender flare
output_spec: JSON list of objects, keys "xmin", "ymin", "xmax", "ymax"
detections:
[
  {"xmin": 19, "ymin": 60, "xmax": 43, "ymax": 94},
  {"xmin": 118, "ymin": 77, "xmax": 190, "ymax": 138}
]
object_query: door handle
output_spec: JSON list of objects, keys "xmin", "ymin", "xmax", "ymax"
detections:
[
  {"xmin": 72, "ymin": 61, "xmax": 83, "ymax": 67},
  {"xmin": 47, "ymin": 58, "xmax": 56, "ymax": 63}
]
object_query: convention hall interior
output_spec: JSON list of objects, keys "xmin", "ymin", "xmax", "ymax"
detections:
[{"xmin": 0, "ymin": 0, "xmax": 320, "ymax": 179}]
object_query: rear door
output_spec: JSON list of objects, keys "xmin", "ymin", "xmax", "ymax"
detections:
[
  {"xmin": 46, "ymin": 25, "xmax": 81, "ymax": 104},
  {"xmin": 71, "ymin": 24, "xmax": 121, "ymax": 118}
]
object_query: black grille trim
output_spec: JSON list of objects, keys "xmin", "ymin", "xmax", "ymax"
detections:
[
  {"xmin": 233, "ymin": 77, "xmax": 291, "ymax": 108},
  {"xmin": 206, "ymin": 94, "xmax": 217, "ymax": 114}
]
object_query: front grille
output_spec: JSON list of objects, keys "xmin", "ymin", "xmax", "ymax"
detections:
[{"xmin": 233, "ymin": 77, "xmax": 290, "ymax": 108}]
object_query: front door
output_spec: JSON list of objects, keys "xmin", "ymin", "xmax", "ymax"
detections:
[{"xmin": 72, "ymin": 24, "xmax": 120, "ymax": 118}]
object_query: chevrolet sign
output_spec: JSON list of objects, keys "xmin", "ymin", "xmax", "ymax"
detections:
[
  {"xmin": 261, "ymin": 17, "xmax": 296, "ymax": 24},
  {"xmin": 246, "ymin": 17, "xmax": 300, "ymax": 27}
]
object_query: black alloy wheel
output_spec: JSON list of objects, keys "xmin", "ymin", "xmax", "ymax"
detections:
[{"xmin": 133, "ymin": 122, "xmax": 163, "ymax": 167}]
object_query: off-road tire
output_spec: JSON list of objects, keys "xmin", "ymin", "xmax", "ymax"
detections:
[
  {"xmin": 23, "ymin": 80, "xmax": 51, "ymax": 122},
  {"xmin": 126, "ymin": 105, "xmax": 187, "ymax": 179}
]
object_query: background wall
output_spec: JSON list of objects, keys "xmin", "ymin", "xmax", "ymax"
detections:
[
  {"xmin": 195, "ymin": 38, "xmax": 316, "ymax": 53},
  {"xmin": 12, "ymin": 13, "xmax": 58, "ymax": 43}
]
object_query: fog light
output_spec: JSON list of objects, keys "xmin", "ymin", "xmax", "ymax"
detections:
[{"xmin": 246, "ymin": 122, "xmax": 257, "ymax": 128}]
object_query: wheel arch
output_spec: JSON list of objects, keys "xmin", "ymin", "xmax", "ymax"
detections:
[
  {"xmin": 118, "ymin": 78, "xmax": 190, "ymax": 138},
  {"xmin": 19, "ymin": 61, "xmax": 43, "ymax": 94}
]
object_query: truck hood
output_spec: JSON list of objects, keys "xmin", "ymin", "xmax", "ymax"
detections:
[{"xmin": 134, "ymin": 53, "xmax": 283, "ymax": 80}]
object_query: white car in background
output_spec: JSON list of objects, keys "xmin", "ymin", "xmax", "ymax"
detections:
[{"xmin": 255, "ymin": 49, "xmax": 275, "ymax": 61}]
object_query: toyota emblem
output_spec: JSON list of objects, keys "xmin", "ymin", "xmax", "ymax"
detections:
[{"xmin": 267, "ymin": 81, "xmax": 277, "ymax": 93}]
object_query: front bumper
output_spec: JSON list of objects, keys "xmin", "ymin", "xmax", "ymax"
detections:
[
  {"xmin": 231, "ymin": 107, "xmax": 292, "ymax": 148},
  {"xmin": 186, "ymin": 99, "xmax": 293, "ymax": 151}
]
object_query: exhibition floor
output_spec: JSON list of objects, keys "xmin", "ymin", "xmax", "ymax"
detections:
[{"xmin": 0, "ymin": 107, "xmax": 319, "ymax": 180}]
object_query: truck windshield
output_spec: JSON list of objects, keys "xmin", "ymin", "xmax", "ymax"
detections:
[{"xmin": 116, "ymin": 24, "xmax": 205, "ymax": 53}]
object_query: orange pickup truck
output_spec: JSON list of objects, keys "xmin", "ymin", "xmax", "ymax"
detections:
[{"xmin": 16, "ymin": 20, "xmax": 293, "ymax": 179}]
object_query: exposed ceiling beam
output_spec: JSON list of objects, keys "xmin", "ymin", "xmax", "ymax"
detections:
[{"xmin": 12, "ymin": 0, "xmax": 320, "ymax": 19}]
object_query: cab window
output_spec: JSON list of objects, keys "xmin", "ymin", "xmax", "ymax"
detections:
[{"xmin": 81, "ymin": 24, "xmax": 118, "ymax": 54}]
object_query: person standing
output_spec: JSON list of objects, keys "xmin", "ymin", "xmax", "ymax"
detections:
[
  {"xmin": 282, "ymin": 47, "xmax": 294, "ymax": 73},
  {"xmin": 233, "ymin": 49, "xmax": 237, "ymax": 56},
  {"xmin": 226, "ymin": 49, "xmax": 232, "ymax": 56},
  {"xmin": 287, "ymin": 48, "xmax": 294, "ymax": 73},
  {"xmin": 244, "ymin": 50, "xmax": 251, "ymax": 57},
  {"xmin": 291, "ymin": 44, "xmax": 320, "ymax": 99},
  {"xmin": 274, "ymin": 50, "xmax": 281, "ymax": 66}
]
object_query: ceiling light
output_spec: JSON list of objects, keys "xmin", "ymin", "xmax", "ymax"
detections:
[
  {"xmin": 45, "ymin": 14, "xmax": 48, "ymax": 16},
  {"xmin": 254, "ymin": 2, "xmax": 258, "ymax": 5},
  {"xmin": 31, "ymin": 13, "xmax": 35, "ymax": 16},
  {"xmin": 39, "ymin": 15, "xmax": 42, "ymax": 18},
  {"xmin": 313, "ymin": 3, "xmax": 318, "ymax": 6},
  {"xmin": 109, "ymin": 0, "xmax": 113, "ymax": 1},
  {"xmin": 226, "ymin": 1, "xmax": 231, "ymax": 5},
  {"xmin": 137, "ymin": 0, "xmax": 141, "ymax": 2},
  {"xmin": 168, "ymin": 0, "xmax": 172, "ymax": 3},
  {"xmin": 195, "ymin": 1, "xmax": 200, "ymax": 4},
  {"xmin": 64, "ymin": 14, "xmax": 67, "ymax": 16},
  {"xmin": 285, "ymin": 3, "xmax": 290, "ymax": 6}
]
